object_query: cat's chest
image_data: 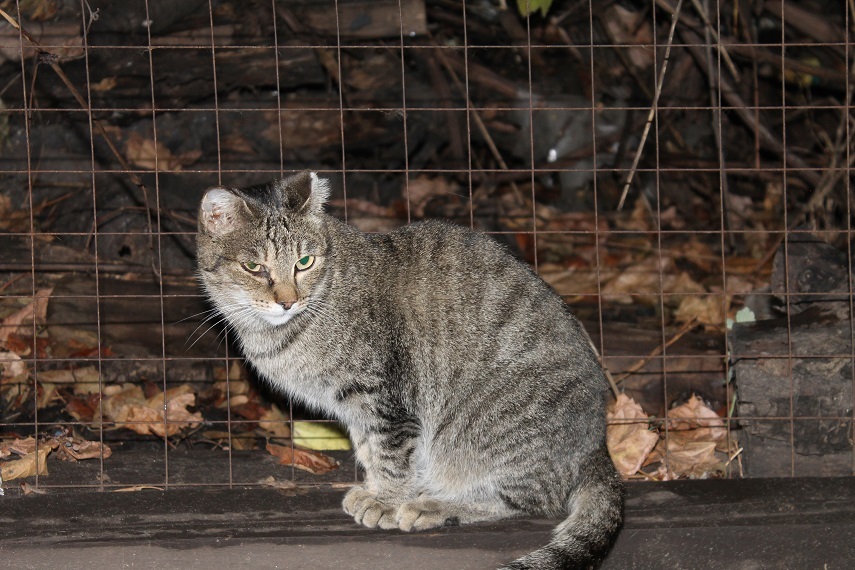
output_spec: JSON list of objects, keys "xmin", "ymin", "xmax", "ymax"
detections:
[{"xmin": 243, "ymin": 335, "xmax": 352, "ymax": 415}]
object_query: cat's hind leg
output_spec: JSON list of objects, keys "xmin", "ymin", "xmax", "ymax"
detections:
[{"xmin": 395, "ymin": 496, "xmax": 517, "ymax": 532}]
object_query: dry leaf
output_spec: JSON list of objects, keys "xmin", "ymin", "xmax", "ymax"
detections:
[
  {"xmin": 0, "ymin": 350, "xmax": 27, "ymax": 379},
  {"xmin": 602, "ymin": 5, "xmax": 654, "ymax": 69},
  {"xmin": 601, "ymin": 256, "xmax": 707, "ymax": 306},
  {"xmin": 260, "ymin": 476, "xmax": 305, "ymax": 496},
  {"xmin": 292, "ymin": 421, "xmax": 351, "ymax": 451},
  {"xmin": 258, "ymin": 405, "xmax": 291, "ymax": 439},
  {"xmin": 20, "ymin": 482, "xmax": 47, "ymax": 495},
  {"xmin": 677, "ymin": 239, "xmax": 717, "ymax": 273},
  {"xmin": 666, "ymin": 394, "xmax": 727, "ymax": 444},
  {"xmin": 8, "ymin": 436, "xmax": 38, "ymax": 455},
  {"xmin": 47, "ymin": 436, "xmax": 112, "ymax": 462},
  {"xmin": 646, "ymin": 395, "xmax": 728, "ymax": 479},
  {"xmin": 113, "ymin": 485, "xmax": 164, "ymax": 492},
  {"xmin": 265, "ymin": 442, "xmax": 338, "ymax": 475},
  {"xmin": 102, "ymin": 384, "xmax": 145, "ymax": 420},
  {"xmin": 725, "ymin": 274, "xmax": 756, "ymax": 296},
  {"xmin": 36, "ymin": 381, "xmax": 58, "ymax": 409},
  {"xmin": 213, "ymin": 360, "xmax": 247, "ymax": 383},
  {"xmin": 260, "ymin": 475, "xmax": 298, "ymax": 491},
  {"xmin": 650, "ymin": 440, "xmax": 722, "ymax": 479},
  {"xmin": 103, "ymin": 383, "xmax": 202, "ymax": 437},
  {"xmin": 21, "ymin": 0, "xmax": 60, "ymax": 21},
  {"xmin": 1, "ymin": 446, "xmax": 50, "ymax": 481},
  {"xmin": 37, "ymin": 366, "xmax": 99, "ymax": 385},
  {"xmin": 121, "ymin": 405, "xmax": 163, "ymax": 436},
  {"xmin": 65, "ymin": 394, "xmax": 101, "ymax": 423},
  {"xmin": 540, "ymin": 263, "xmax": 617, "ymax": 298},
  {"xmin": 606, "ymin": 394, "xmax": 659, "ymax": 478},
  {"xmin": 406, "ymin": 176, "xmax": 461, "ymax": 218},
  {"xmin": 91, "ymin": 76, "xmax": 117, "ymax": 92},
  {"xmin": 124, "ymin": 132, "xmax": 202, "ymax": 172},
  {"xmin": 0, "ymin": 288, "xmax": 53, "ymax": 345},
  {"xmin": 0, "ymin": 193, "xmax": 30, "ymax": 232},
  {"xmin": 674, "ymin": 295, "xmax": 727, "ymax": 328}
]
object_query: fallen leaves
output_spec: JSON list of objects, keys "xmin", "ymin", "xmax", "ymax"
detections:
[
  {"xmin": 0, "ymin": 350, "xmax": 26, "ymax": 380},
  {"xmin": 406, "ymin": 175, "xmax": 464, "ymax": 219},
  {"xmin": 0, "ymin": 434, "xmax": 110, "ymax": 483},
  {"xmin": 0, "ymin": 288, "xmax": 52, "ymax": 345},
  {"xmin": 606, "ymin": 394, "xmax": 659, "ymax": 478},
  {"xmin": 258, "ymin": 404, "xmax": 292, "ymax": 439},
  {"xmin": 607, "ymin": 394, "xmax": 735, "ymax": 481},
  {"xmin": 265, "ymin": 442, "xmax": 339, "ymax": 475},
  {"xmin": 124, "ymin": 132, "xmax": 202, "ymax": 172},
  {"xmin": 102, "ymin": 384, "xmax": 203, "ymax": 437},
  {"xmin": 292, "ymin": 421, "xmax": 351, "ymax": 451},
  {"xmin": 50, "ymin": 436, "xmax": 112, "ymax": 462},
  {"xmin": 1, "ymin": 445, "xmax": 49, "ymax": 481}
]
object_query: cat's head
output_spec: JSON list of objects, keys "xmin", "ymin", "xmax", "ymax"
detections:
[{"xmin": 197, "ymin": 172, "xmax": 331, "ymax": 329}]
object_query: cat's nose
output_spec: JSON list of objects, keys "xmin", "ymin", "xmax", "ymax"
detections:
[{"xmin": 279, "ymin": 300, "xmax": 295, "ymax": 310}]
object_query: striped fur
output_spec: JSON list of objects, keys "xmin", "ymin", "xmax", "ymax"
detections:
[{"xmin": 197, "ymin": 172, "xmax": 624, "ymax": 569}]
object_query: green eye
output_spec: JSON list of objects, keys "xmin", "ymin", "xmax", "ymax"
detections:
[
  {"xmin": 295, "ymin": 255, "xmax": 315, "ymax": 271},
  {"xmin": 241, "ymin": 261, "xmax": 264, "ymax": 273}
]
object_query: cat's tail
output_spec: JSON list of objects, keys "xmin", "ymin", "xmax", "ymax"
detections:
[{"xmin": 501, "ymin": 445, "xmax": 625, "ymax": 570}]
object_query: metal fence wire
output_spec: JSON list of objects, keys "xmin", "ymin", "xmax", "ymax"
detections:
[{"xmin": 0, "ymin": 0, "xmax": 853, "ymax": 493}]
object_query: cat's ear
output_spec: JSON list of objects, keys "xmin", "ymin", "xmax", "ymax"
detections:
[
  {"xmin": 199, "ymin": 187, "xmax": 250, "ymax": 236},
  {"xmin": 280, "ymin": 171, "xmax": 329, "ymax": 214}
]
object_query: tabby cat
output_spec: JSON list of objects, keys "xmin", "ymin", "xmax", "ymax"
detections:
[{"xmin": 197, "ymin": 172, "xmax": 624, "ymax": 569}]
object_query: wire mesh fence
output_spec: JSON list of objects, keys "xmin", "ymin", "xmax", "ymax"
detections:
[{"xmin": 0, "ymin": 0, "xmax": 853, "ymax": 494}]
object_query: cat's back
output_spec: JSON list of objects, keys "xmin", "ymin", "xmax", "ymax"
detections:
[
  {"xmin": 363, "ymin": 219, "xmax": 592, "ymax": 360},
  {"xmin": 368, "ymin": 219, "xmax": 535, "ymax": 287}
]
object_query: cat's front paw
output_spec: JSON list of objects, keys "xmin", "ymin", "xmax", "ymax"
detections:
[
  {"xmin": 396, "ymin": 498, "xmax": 460, "ymax": 532},
  {"xmin": 342, "ymin": 485, "xmax": 398, "ymax": 530}
]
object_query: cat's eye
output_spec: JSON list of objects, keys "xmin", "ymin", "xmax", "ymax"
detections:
[
  {"xmin": 295, "ymin": 255, "xmax": 315, "ymax": 271},
  {"xmin": 241, "ymin": 261, "xmax": 264, "ymax": 273}
]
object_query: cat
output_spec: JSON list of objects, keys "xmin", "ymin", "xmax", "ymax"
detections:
[{"xmin": 197, "ymin": 172, "xmax": 624, "ymax": 569}]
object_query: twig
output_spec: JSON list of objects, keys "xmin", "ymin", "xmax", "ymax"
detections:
[
  {"xmin": 677, "ymin": 23, "xmax": 823, "ymax": 189},
  {"xmin": 0, "ymin": 6, "xmax": 161, "ymax": 282},
  {"xmin": 613, "ymin": 317, "xmax": 699, "ymax": 384},
  {"xmin": 698, "ymin": 0, "xmax": 735, "ymax": 250},
  {"xmin": 681, "ymin": 0, "xmax": 741, "ymax": 83},
  {"xmin": 800, "ymin": 91, "xmax": 855, "ymax": 216},
  {"xmin": 588, "ymin": 13, "xmax": 652, "ymax": 101},
  {"xmin": 752, "ymin": 94, "xmax": 855, "ymax": 276},
  {"xmin": 431, "ymin": 39, "xmax": 525, "ymax": 206},
  {"xmin": 0, "ymin": 275, "xmax": 26, "ymax": 293},
  {"xmin": 617, "ymin": 0, "xmax": 684, "ymax": 211}
]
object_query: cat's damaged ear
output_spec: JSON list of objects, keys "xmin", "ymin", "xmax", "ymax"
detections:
[
  {"xmin": 279, "ymin": 171, "xmax": 330, "ymax": 214},
  {"xmin": 199, "ymin": 187, "xmax": 251, "ymax": 236}
]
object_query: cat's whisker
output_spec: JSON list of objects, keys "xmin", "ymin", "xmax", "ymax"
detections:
[
  {"xmin": 187, "ymin": 316, "xmax": 230, "ymax": 350},
  {"xmin": 185, "ymin": 310, "xmax": 230, "ymax": 347},
  {"xmin": 173, "ymin": 307, "xmax": 219, "ymax": 326},
  {"xmin": 187, "ymin": 305, "xmax": 254, "ymax": 349},
  {"xmin": 215, "ymin": 320, "xmax": 243, "ymax": 349}
]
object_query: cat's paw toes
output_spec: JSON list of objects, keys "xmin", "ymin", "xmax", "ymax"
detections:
[
  {"xmin": 361, "ymin": 500, "xmax": 399, "ymax": 530},
  {"xmin": 396, "ymin": 499, "xmax": 460, "ymax": 532},
  {"xmin": 342, "ymin": 486, "xmax": 398, "ymax": 529},
  {"xmin": 342, "ymin": 485, "xmax": 372, "ymax": 517}
]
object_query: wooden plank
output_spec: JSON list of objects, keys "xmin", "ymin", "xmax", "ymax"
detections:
[{"xmin": 1, "ymin": 475, "xmax": 853, "ymax": 569}]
